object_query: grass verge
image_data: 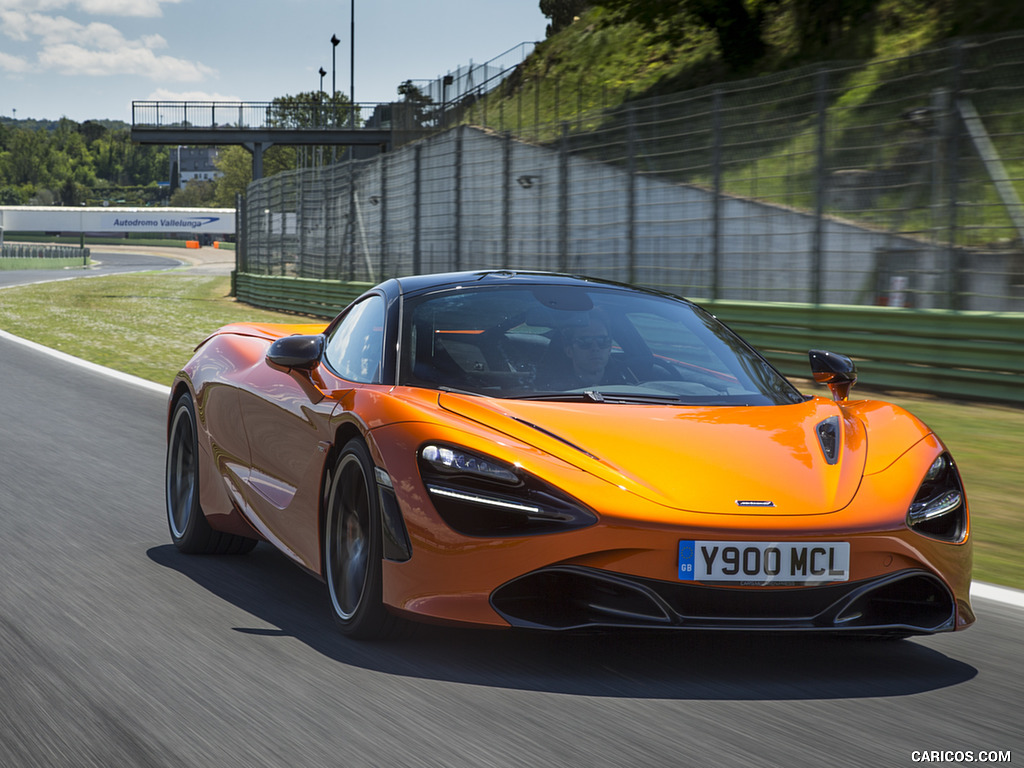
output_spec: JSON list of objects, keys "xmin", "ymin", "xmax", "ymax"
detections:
[
  {"xmin": 0, "ymin": 271, "xmax": 305, "ymax": 386},
  {"xmin": 1, "ymin": 270, "xmax": 1019, "ymax": 591}
]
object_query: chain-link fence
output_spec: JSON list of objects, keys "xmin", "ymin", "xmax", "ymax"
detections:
[{"xmin": 241, "ymin": 32, "xmax": 1024, "ymax": 311}]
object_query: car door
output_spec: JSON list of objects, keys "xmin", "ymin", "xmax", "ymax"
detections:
[{"xmin": 236, "ymin": 295, "xmax": 386, "ymax": 571}]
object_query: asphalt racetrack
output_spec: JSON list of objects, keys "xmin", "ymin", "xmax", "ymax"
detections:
[
  {"xmin": 0, "ymin": 258, "xmax": 1020, "ymax": 767},
  {"xmin": 0, "ymin": 248, "xmax": 190, "ymax": 288}
]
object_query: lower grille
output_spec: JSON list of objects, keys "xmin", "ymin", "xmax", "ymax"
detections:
[{"xmin": 490, "ymin": 566, "xmax": 956, "ymax": 635}]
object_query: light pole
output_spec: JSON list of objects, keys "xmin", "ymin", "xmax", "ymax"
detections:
[
  {"xmin": 331, "ymin": 33, "xmax": 340, "ymax": 126},
  {"xmin": 349, "ymin": 0, "xmax": 355, "ymax": 128},
  {"xmin": 318, "ymin": 66, "xmax": 327, "ymax": 134}
]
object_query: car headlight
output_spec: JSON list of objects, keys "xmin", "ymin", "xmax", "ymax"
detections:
[
  {"xmin": 906, "ymin": 453, "xmax": 967, "ymax": 543},
  {"xmin": 418, "ymin": 443, "xmax": 597, "ymax": 536},
  {"xmin": 421, "ymin": 444, "xmax": 519, "ymax": 484}
]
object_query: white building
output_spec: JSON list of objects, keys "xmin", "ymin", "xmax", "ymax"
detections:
[{"xmin": 170, "ymin": 146, "xmax": 222, "ymax": 189}]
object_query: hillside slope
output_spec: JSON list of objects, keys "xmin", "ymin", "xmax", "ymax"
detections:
[{"xmin": 488, "ymin": 0, "xmax": 1024, "ymax": 129}]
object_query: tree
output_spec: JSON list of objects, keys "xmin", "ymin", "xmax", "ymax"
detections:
[
  {"xmin": 170, "ymin": 179, "xmax": 217, "ymax": 207},
  {"xmin": 396, "ymin": 80, "xmax": 436, "ymax": 128},
  {"xmin": 59, "ymin": 177, "xmax": 84, "ymax": 206},
  {"xmin": 3, "ymin": 129, "xmax": 50, "ymax": 185},
  {"xmin": 77, "ymin": 120, "xmax": 107, "ymax": 145},
  {"xmin": 539, "ymin": 0, "xmax": 590, "ymax": 36},
  {"xmin": 788, "ymin": 0, "xmax": 880, "ymax": 56},
  {"xmin": 267, "ymin": 90, "xmax": 352, "ymax": 129},
  {"xmin": 590, "ymin": 0, "xmax": 767, "ymax": 69},
  {"xmin": 213, "ymin": 145, "xmax": 252, "ymax": 207},
  {"xmin": 0, "ymin": 119, "xmax": 170, "ymax": 204}
]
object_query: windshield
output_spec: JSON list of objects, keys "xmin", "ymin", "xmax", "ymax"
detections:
[{"xmin": 398, "ymin": 283, "xmax": 803, "ymax": 406}]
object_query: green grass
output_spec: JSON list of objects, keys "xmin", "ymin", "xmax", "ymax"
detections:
[
  {"xmin": 0, "ymin": 271, "xmax": 302, "ymax": 386},
  {"xmin": 0, "ymin": 270, "xmax": 1020, "ymax": 591},
  {"xmin": 829, "ymin": 389, "xmax": 1024, "ymax": 590}
]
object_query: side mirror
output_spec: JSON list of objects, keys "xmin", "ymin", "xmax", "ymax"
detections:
[
  {"xmin": 808, "ymin": 349, "xmax": 857, "ymax": 402},
  {"xmin": 267, "ymin": 335, "xmax": 323, "ymax": 370}
]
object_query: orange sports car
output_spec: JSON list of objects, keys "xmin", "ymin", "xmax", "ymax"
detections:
[{"xmin": 165, "ymin": 271, "xmax": 973, "ymax": 639}]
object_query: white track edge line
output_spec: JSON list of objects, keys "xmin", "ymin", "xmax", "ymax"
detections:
[
  {"xmin": 2, "ymin": 327, "xmax": 1022, "ymax": 609},
  {"xmin": 970, "ymin": 581, "xmax": 1024, "ymax": 609},
  {"xmin": 0, "ymin": 328, "xmax": 170, "ymax": 396}
]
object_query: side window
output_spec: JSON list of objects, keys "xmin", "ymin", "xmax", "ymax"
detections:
[{"xmin": 323, "ymin": 295, "xmax": 386, "ymax": 383}]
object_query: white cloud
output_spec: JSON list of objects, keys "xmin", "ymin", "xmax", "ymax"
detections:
[
  {"xmin": 0, "ymin": 49, "xmax": 30, "ymax": 72},
  {"xmin": 40, "ymin": 42, "xmax": 214, "ymax": 80},
  {"xmin": 79, "ymin": 0, "xmax": 182, "ymax": 18},
  {"xmin": 146, "ymin": 87, "xmax": 241, "ymax": 103},
  {"xmin": 0, "ymin": 0, "xmax": 182, "ymax": 18},
  {"xmin": 0, "ymin": 10, "xmax": 33, "ymax": 39},
  {"xmin": 0, "ymin": 6, "xmax": 215, "ymax": 82}
]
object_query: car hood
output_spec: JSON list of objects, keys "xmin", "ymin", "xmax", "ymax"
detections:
[{"xmin": 438, "ymin": 394, "xmax": 873, "ymax": 516}]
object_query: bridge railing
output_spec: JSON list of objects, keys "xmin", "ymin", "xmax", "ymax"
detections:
[{"xmin": 131, "ymin": 101, "xmax": 425, "ymax": 132}]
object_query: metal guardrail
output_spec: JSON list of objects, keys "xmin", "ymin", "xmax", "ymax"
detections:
[
  {"xmin": 233, "ymin": 273, "xmax": 1024, "ymax": 405},
  {"xmin": 0, "ymin": 243, "xmax": 89, "ymax": 265}
]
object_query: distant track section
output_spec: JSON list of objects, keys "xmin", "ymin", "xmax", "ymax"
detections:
[{"xmin": 0, "ymin": 206, "xmax": 234, "ymax": 236}]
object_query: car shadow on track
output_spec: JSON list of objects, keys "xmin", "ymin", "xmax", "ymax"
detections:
[{"xmin": 147, "ymin": 543, "xmax": 977, "ymax": 701}]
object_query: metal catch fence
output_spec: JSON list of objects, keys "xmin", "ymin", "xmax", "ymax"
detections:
[{"xmin": 240, "ymin": 32, "xmax": 1024, "ymax": 312}]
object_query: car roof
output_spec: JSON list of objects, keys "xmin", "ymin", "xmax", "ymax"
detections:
[{"xmin": 388, "ymin": 270, "xmax": 684, "ymax": 302}]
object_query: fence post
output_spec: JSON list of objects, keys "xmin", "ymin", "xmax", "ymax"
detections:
[
  {"xmin": 323, "ymin": 167, "xmax": 331, "ymax": 280},
  {"xmin": 454, "ymin": 126, "xmax": 463, "ymax": 271},
  {"xmin": 534, "ymin": 82, "xmax": 540, "ymax": 142},
  {"xmin": 558, "ymin": 122, "xmax": 569, "ymax": 273},
  {"xmin": 502, "ymin": 131, "xmax": 512, "ymax": 268},
  {"xmin": 577, "ymin": 75, "xmax": 584, "ymax": 132},
  {"xmin": 626, "ymin": 104, "xmax": 637, "ymax": 285},
  {"xmin": 946, "ymin": 39, "xmax": 964, "ymax": 311},
  {"xmin": 711, "ymin": 90, "xmax": 723, "ymax": 301},
  {"xmin": 812, "ymin": 68, "xmax": 829, "ymax": 306},
  {"xmin": 298, "ymin": 168, "xmax": 306, "ymax": 277},
  {"xmin": 235, "ymin": 192, "xmax": 245, "ymax": 283},
  {"xmin": 380, "ymin": 152, "xmax": 388, "ymax": 279},
  {"xmin": 413, "ymin": 143, "xmax": 422, "ymax": 274},
  {"xmin": 348, "ymin": 159, "xmax": 356, "ymax": 282},
  {"xmin": 555, "ymin": 76, "xmax": 561, "ymax": 126},
  {"xmin": 517, "ymin": 79, "xmax": 523, "ymax": 136}
]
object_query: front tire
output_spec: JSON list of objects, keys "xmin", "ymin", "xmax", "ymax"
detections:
[
  {"xmin": 166, "ymin": 392, "xmax": 256, "ymax": 555},
  {"xmin": 323, "ymin": 438, "xmax": 398, "ymax": 639}
]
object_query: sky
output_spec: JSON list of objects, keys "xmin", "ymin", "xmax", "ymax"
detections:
[{"xmin": 0, "ymin": 0, "xmax": 549, "ymax": 123}]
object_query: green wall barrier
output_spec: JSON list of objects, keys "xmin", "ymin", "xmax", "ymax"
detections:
[
  {"xmin": 704, "ymin": 300, "xmax": 1024, "ymax": 404},
  {"xmin": 234, "ymin": 273, "xmax": 372, "ymax": 318}
]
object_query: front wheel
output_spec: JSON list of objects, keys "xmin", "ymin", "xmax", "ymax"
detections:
[
  {"xmin": 165, "ymin": 392, "xmax": 256, "ymax": 555},
  {"xmin": 323, "ymin": 438, "xmax": 398, "ymax": 639}
]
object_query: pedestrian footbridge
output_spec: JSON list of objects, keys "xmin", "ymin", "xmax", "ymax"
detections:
[{"xmin": 131, "ymin": 100, "xmax": 424, "ymax": 179}]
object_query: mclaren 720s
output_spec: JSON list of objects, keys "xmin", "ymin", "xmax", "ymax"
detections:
[{"xmin": 165, "ymin": 270, "xmax": 973, "ymax": 639}]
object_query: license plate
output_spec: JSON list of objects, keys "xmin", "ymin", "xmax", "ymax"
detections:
[{"xmin": 678, "ymin": 540, "xmax": 850, "ymax": 584}]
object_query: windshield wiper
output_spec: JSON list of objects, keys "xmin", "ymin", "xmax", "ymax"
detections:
[
  {"xmin": 517, "ymin": 390, "xmax": 608, "ymax": 402},
  {"xmin": 518, "ymin": 389, "xmax": 690, "ymax": 404},
  {"xmin": 437, "ymin": 385, "xmax": 490, "ymax": 397}
]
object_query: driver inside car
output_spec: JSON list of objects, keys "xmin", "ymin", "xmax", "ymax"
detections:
[{"xmin": 539, "ymin": 313, "xmax": 634, "ymax": 390}]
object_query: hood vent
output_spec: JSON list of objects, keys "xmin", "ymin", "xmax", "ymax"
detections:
[{"xmin": 816, "ymin": 416, "xmax": 841, "ymax": 465}]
